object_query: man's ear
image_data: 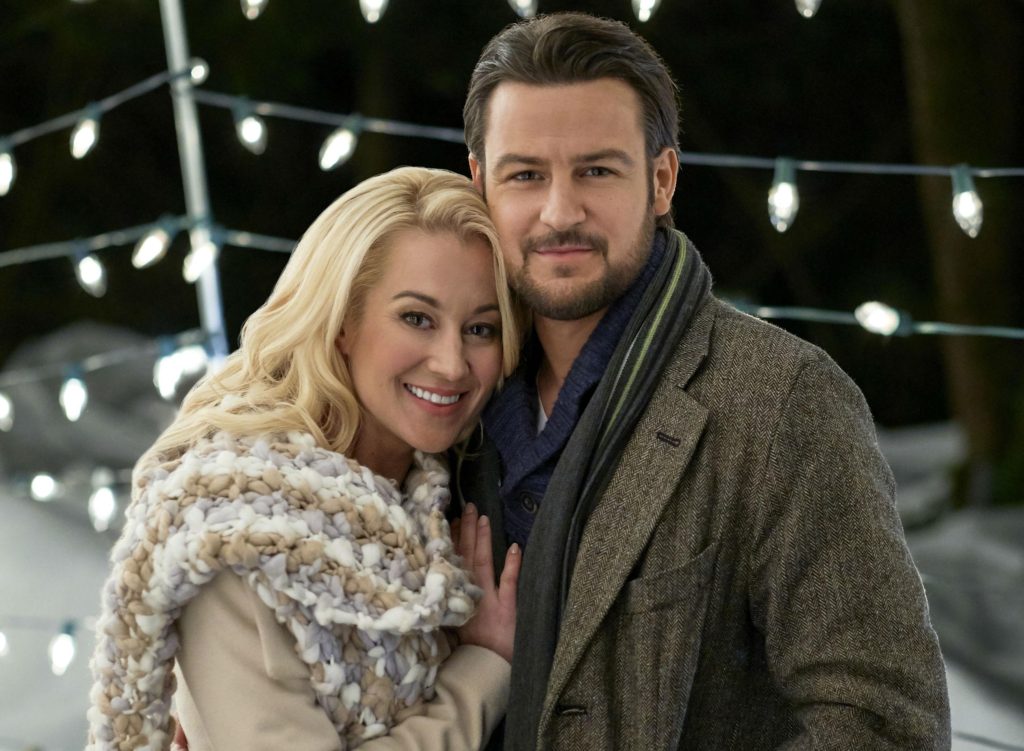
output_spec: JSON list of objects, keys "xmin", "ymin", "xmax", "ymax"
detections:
[
  {"xmin": 468, "ymin": 154, "xmax": 484, "ymax": 192},
  {"xmin": 652, "ymin": 147, "xmax": 679, "ymax": 217}
]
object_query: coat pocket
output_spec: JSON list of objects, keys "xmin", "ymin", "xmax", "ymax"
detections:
[{"xmin": 616, "ymin": 542, "xmax": 718, "ymax": 749}]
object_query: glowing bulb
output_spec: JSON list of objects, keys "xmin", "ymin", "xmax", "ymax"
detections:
[
  {"xmin": 855, "ymin": 301, "xmax": 902, "ymax": 336},
  {"xmin": 133, "ymin": 226, "xmax": 172, "ymax": 269},
  {"xmin": 154, "ymin": 343, "xmax": 209, "ymax": 400},
  {"xmin": 632, "ymin": 0, "xmax": 661, "ymax": 22},
  {"xmin": 189, "ymin": 58, "xmax": 210, "ymax": 85},
  {"xmin": 241, "ymin": 0, "xmax": 268, "ymax": 19},
  {"xmin": 70, "ymin": 108, "xmax": 101, "ymax": 159},
  {"xmin": 75, "ymin": 252, "xmax": 107, "ymax": 297},
  {"xmin": 0, "ymin": 391, "xmax": 12, "ymax": 431},
  {"xmin": 795, "ymin": 0, "xmax": 822, "ymax": 18},
  {"xmin": 60, "ymin": 375, "xmax": 88, "ymax": 421},
  {"xmin": 508, "ymin": 0, "xmax": 537, "ymax": 17},
  {"xmin": 951, "ymin": 164, "xmax": 983, "ymax": 238},
  {"xmin": 0, "ymin": 631, "xmax": 8, "ymax": 657},
  {"xmin": 0, "ymin": 145, "xmax": 15, "ymax": 196},
  {"xmin": 30, "ymin": 473, "xmax": 58, "ymax": 501},
  {"xmin": 183, "ymin": 238, "xmax": 219, "ymax": 283},
  {"xmin": 359, "ymin": 0, "xmax": 389, "ymax": 23},
  {"xmin": 234, "ymin": 107, "xmax": 268, "ymax": 155},
  {"xmin": 89, "ymin": 486, "xmax": 117, "ymax": 532},
  {"xmin": 767, "ymin": 157, "xmax": 800, "ymax": 233},
  {"xmin": 318, "ymin": 126, "xmax": 358, "ymax": 171},
  {"xmin": 49, "ymin": 624, "xmax": 76, "ymax": 676}
]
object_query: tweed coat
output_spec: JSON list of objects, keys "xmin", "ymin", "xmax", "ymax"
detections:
[{"xmin": 467, "ymin": 294, "xmax": 950, "ymax": 750}]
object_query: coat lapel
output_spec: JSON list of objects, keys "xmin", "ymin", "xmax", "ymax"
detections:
[{"xmin": 541, "ymin": 298, "xmax": 717, "ymax": 722}]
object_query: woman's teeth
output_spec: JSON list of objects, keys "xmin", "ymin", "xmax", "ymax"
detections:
[{"xmin": 405, "ymin": 385, "xmax": 462, "ymax": 405}]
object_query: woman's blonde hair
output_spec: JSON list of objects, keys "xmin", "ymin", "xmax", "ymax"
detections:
[{"xmin": 138, "ymin": 167, "xmax": 521, "ymax": 477}]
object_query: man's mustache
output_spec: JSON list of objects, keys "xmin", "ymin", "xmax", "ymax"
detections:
[{"xmin": 522, "ymin": 230, "xmax": 608, "ymax": 256}]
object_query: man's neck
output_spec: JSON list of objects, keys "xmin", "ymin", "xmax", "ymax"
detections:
[{"xmin": 534, "ymin": 309, "xmax": 606, "ymax": 416}]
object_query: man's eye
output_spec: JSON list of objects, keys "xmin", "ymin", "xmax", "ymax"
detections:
[
  {"xmin": 582, "ymin": 166, "xmax": 612, "ymax": 177},
  {"xmin": 511, "ymin": 171, "xmax": 541, "ymax": 182},
  {"xmin": 401, "ymin": 312, "xmax": 431, "ymax": 328}
]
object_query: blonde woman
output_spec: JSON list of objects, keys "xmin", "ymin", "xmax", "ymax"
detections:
[{"xmin": 87, "ymin": 167, "xmax": 523, "ymax": 750}]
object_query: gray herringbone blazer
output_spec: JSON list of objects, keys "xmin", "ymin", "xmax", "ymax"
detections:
[{"xmin": 488, "ymin": 295, "xmax": 950, "ymax": 750}]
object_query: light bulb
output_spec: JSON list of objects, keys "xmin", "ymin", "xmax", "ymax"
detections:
[
  {"xmin": 49, "ymin": 624, "xmax": 76, "ymax": 676},
  {"xmin": 60, "ymin": 375, "xmax": 88, "ymax": 421},
  {"xmin": 632, "ymin": 0, "xmax": 661, "ymax": 22},
  {"xmin": 75, "ymin": 253, "xmax": 107, "ymax": 297},
  {"xmin": 155, "ymin": 343, "xmax": 209, "ymax": 400},
  {"xmin": 0, "ymin": 630, "xmax": 8, "ymax": 657},
  {"xmin": 183, "ymin": 237, "xmax": 219, "ymax": 283},
  {"xmin": 359, "ymin": 0, "xmax": 389, "ymax": 23},
  {"xmin": 235, "ymin": 109, "xmax": 268, "ymax": 155},
  {"xmin": 30, "ymin": 473, "xmax": 58, "ymax": 502},
  {"xmin": 0, "ymin": 145, "xmax": 15, "ymax": 196},
  {"xmin": 795, "ymin": 0, "xmax": 822, "ymax": 18},
  {"xmin": 241, "ymin": 0, "xmax": 268, "ymax": 20},
  {"xmin": 951, "ymin": 164, "xmax": 982, "ymax": 238},
  {"xmin": 89, "ymin": 486, "xmax": 117, "ymax": 532},
  {"xmin": 70, "ymin": 108, "xmax": 101, "ymax": 159},
  {"xmin": 189, "ymin": 58, "xmax": 210, "ymax": 85},
  {"xmin": 767, "ymin": 157, "xmax": 800, "ymax": 233},
  {"xmin": 0, "ymin": 391, "xmax": 12, "ymax": 431},
  {"xmin": 133, "ymin": 226, "xmax": 172, "ymax": 269},
  {"xmin": 855, "ymin": 301, "xmax": 902, "ymax": 336},
  {"xmin": 508, "ymin": 0, "xmax": 537, "ymax": 17},
  {"xmin": 319, "ymin": 126, "xmax": 358, "ymax": 171}
]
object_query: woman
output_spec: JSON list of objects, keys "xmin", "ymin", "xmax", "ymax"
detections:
[{"xmin": 86, "ymin": 167, "xmax": 523, "ymax": 750}]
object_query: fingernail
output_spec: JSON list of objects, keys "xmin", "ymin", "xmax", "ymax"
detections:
[
  {"xmin": 478, "ymin": 515, "xmax": 489, "ymax": 527},
  {"xmin": 509, "ymin": 543, "xmax": 520, "ymax": 555},
  {"xmin": 465, "ymin": 503, "xmax": 477, "ymax": 514}
]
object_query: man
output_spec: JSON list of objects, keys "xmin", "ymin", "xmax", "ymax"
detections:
[{"xmin": 455, "ymin": 12, "xmax": 950, "ymax": 751}]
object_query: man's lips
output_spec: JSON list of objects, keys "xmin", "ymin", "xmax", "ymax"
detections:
[{"xmin": 534, "ymin": 245, "xmax": 593, "ymax": 256}]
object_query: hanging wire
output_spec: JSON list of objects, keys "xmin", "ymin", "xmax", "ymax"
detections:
[
  {"xmin": 0, "ymin": 328, "xmax": 206, "ymax": 389},
  {"xmin": 1, "ymin": 63, "xmax": 205, "ymax": 150}
]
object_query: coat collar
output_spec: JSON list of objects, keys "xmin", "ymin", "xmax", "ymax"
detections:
[{"xmin": 540, "ymin": 296, "xmax": 717, "ymax": 724}]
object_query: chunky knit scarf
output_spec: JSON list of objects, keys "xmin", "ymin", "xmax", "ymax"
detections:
[{"xmin": 87, "ymin": 431, "xmax": 479, "ymax": 750}]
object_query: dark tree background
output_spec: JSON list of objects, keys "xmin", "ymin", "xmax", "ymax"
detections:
[{"xmin": 1, "ymin": 0, "xmax": 1021, "ymax": 504}]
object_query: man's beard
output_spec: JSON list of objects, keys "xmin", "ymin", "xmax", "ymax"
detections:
[{"xmin": 510, "ymin": 216, "xmax": 656, "ymax": 321}]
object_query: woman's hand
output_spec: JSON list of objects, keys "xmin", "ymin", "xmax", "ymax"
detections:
[{"xmin": 453, "ymin": 503, "xmax": 520, "ymax": 664}]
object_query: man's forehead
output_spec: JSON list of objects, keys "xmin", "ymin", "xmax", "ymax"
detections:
[{"xmin": 481, "ymin": 79, "xmax": 645, "ymax": 161}]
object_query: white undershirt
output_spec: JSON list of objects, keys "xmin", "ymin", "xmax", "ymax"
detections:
[{"xmin": 536, "ymin": 392, "xmax": 549, "ymax": 434}]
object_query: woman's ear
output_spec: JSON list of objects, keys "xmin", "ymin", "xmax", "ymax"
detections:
[{"xmin": 335, "ymin": 330, "xmax": 349, "ymax": 357}]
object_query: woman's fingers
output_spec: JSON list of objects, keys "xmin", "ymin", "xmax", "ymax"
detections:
[
  {"xmin": 498, "ymin": 543, "xmax": 521, "ymax": 612},
  {"xmin": 459, "ymin": 503, "xmax": 478, "ymax": 564},
  {"xmin": 474, "ymin": 514, "xmax": 495, "ymax": 589}
]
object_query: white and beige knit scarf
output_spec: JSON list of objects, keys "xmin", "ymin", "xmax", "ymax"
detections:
[{"xmin": 86, "ymin": 430, "xmax": 479, "ymax": 750}]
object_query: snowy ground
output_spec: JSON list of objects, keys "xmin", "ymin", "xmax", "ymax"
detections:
[{"xmin": 0, "ymin": 414, "xmax": 1021, "ymax": 749}]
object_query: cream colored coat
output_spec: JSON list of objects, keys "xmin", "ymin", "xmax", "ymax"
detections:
[{"xmin": 174, "ymin": 571, "xmax": 510, "ymax": 750}]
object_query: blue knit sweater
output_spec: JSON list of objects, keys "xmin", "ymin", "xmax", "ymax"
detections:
[{"xmin": 482, "ymin": 233, "xmax": 667, "ymax": 548}]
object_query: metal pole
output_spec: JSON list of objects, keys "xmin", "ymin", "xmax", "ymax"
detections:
[{"xmin": 157, "ymin": 0, "xmax": 229, "ymax": 361}]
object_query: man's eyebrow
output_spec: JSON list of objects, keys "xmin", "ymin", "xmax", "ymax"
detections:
[
  {"xmin": 575, "ymin": 149, "xmax": 635, "ymax": 167},
  {"xmin": 393, "ymin": 292, "xmax": 500, "ymax": 316},
  {"xmin": 492, "ymin": 150, "xmax": 636, "ymax": 172},
  {"xmin": 493, "ymin": 154, "xmax": 546, "ymax": 172}
]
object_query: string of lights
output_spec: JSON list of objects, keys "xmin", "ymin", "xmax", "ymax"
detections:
[{"xmin": 0, "ymin": 61, "xmax": 209, "ymax": 197}]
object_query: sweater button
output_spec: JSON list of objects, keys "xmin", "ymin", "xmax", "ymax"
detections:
[{"xmin": 519, "ymin": 493, "xmax": 538, "ymax": 513}]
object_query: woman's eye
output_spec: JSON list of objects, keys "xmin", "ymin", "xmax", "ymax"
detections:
[
  {"xmin": 466, "ymin": 322, "xmax": 499, "ymax": 339},
  {"xmin": 401, "ymin": 312, "xmax": 431, "ymax": 328}
]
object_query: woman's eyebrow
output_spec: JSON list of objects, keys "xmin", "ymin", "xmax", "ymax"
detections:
[{"xmin": 393, "ymin": 291, "xmax": 500, "ymax": 316}]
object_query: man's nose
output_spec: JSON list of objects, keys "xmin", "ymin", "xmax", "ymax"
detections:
[{"xmin": 539, "ymin": 176, "xmax": 585, "ymax": 231}]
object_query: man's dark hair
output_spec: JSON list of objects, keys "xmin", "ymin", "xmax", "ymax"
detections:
[{"xmin": 464, "ymin": 13, "xmax": 680, "ymax": 226}]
